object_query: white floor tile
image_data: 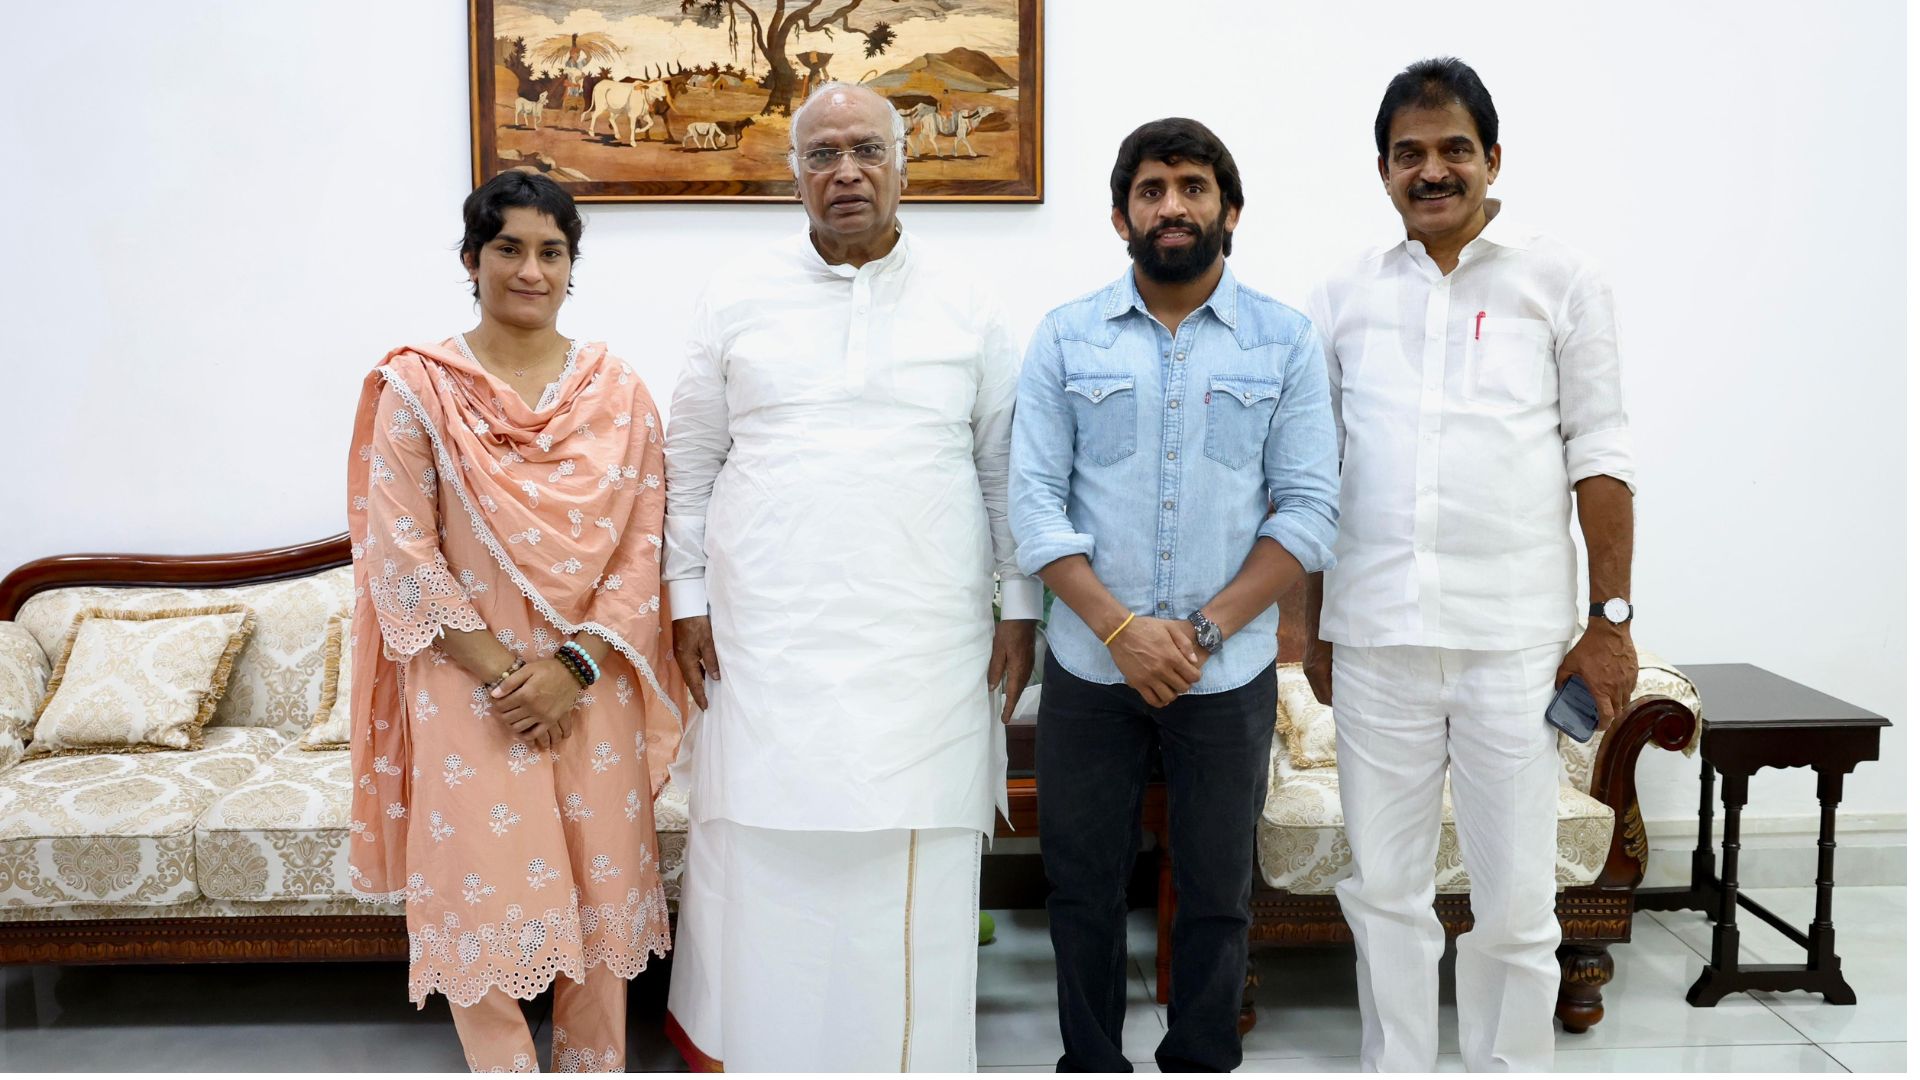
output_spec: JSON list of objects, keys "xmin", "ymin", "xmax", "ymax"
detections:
[
  {"xmin": 1818, "ymin": 1040, "xmax": 1906, "ymax": 1073},
  {"xmin": 1235, "ymin": 1051, "xmax": 1367, "ymax": 1072},
  {"xmin": 1648, "ymin": 886, "xmax": 1907, "ymax": 1044},
  {"xmin": 1550, "ymin": 1041, "xmax": 1847, "ymax": 1072}
]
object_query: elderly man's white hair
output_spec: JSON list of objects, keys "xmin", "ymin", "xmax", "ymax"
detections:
[{"xmin": 786, "ymin": 81, "xmax": 909, "ymax": 179}]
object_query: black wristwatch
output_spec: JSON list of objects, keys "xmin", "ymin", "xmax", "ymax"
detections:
[
  {"xmin": 1186, "ymin": 610, "xmax": 1224, "ymax": 654},
  {"xmin": 1589, "ymin": 598, "xmax": 1633, "ymax": 626}
]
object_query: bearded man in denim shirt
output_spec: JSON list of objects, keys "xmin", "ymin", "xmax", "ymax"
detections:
[{"xmin": 1010, "ymin": 117, "xmax": 1340, "ymax": 1072}]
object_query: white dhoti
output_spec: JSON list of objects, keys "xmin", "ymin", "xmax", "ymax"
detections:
[
  {"xmin": 661, "ymin": 232, "xmax": 1039, "ymax": 1072},
  {"xmin": 667, "ymin": 818, "xmax": 984, "ymax": 1071}
]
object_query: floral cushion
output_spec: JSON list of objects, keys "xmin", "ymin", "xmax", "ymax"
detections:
[
  {"xmin": 0, "ymin": 624, "xmax": 48, "ymax": 771},
  {"xmin": 1273, "ymin": 664, "xmax": 1334, "ymax": 768},
  {"xmin": 1257, "ymin": 736, "xmax": 1616, "ymax": 895},
  {"xmin": 195, "ymin": 744, "xmax": 692, "ymax": 904},
  {"xmin": 28, "ymin": 606, "xmax": 254, "ymax": 757},
  {"xmin": 0, "ymin": 727, "xmax": 287, "ymax": 907},
  {"xmin": 14, "ymin": 567, "xmax": 354, "ymax": 736},
  {"xmin": 298, "ymin": 614, "xmax": 351, "ymax": 750}
]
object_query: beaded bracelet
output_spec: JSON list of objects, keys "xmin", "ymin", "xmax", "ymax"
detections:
[
  {"xmin": 556, "ymin": 641, "xmax": 599, "ymax": 687},
  {"xmin": 483, "ymin": 658, "xmax": 525, "ymax": 691},
  {"xmin": 568, "ymin": 638, "xmax": 599, "ymax": 680},
  {"xmin": 554, "ymin": 649, "xmax": 588, "ymax": 688}
]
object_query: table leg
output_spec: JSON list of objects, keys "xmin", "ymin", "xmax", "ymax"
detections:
[
  {"xmin": 1809, "ymin": 769, "xmax": 1858, "ymax": 1005},
  {"xmin": 1687, "ymin": 769, "xmax": 1749, "ymax": 1006},
  {"xmin": 1691, "ymin": 757, "xmax": 1717, "ymax": 896},
  {"xmin": 1636, "ymin": 757, "xmax": 1720, "ymax": 914}
]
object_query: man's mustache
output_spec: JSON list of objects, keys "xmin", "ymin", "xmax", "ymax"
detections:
[{"xmin": 1409, "ymin": 181, "xmax": 1464, "ymax": 199}]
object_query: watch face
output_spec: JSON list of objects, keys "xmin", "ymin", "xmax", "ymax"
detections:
[{"xmin": 1603, "ymin": 598, "xmax": 1631, "ymax": 624}]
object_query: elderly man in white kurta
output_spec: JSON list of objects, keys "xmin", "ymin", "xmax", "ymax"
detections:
[{"xmin": 660, "ymin": 82, "xmax": 1041, "ymax": 1072}]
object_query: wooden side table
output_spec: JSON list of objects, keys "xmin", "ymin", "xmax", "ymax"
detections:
[{"xmin": 1635, "ymin": 663, "xmax": 1889, "ymax": 1006}]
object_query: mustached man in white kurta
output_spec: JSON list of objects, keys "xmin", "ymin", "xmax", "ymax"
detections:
[
  {"xmin": 1303, "ymin": 58, "xmax": 1640, "ymax": 1072},
  {"xmin": 659, "ymin": 82, "xmax": 1043, "ymax": 1072}
]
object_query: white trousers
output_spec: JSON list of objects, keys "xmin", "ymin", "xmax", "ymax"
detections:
[
  {"xmin": 1330, "ymin": 643, "xmax": 1567, "ymax": 1072},
  {"xmin": 665, "ymin": 817, "xmax": 983, "ymax": 1072}
]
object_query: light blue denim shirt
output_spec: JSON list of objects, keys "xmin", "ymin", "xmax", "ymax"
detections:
[{"xmin": 1010, "ymin": 264, "xmax": 1340, "ymax": 695}]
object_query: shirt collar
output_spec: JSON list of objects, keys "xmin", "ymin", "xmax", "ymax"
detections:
[
  {"xmin": 1378, "ymin": 198, "xmax": 1536, "ymax": 259},
  {"xmin": 1101, "ymin": 261, "xmax": 1240, "ymax": 330},
  {"xmin": 799, "ymin": 222, "xmax": 911, "ymax": 279}
]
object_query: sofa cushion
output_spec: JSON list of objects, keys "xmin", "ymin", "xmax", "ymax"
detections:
[
  {"xmin": 29, "ymin": 605, "xmax": 254, "ymax": 757},
  {"xmin": 195, "ymin": 745, "xmax": 693, "ymax": 903},
  {"xmin": 1273, "ymin": 664, "xmax": 1334, "ymax": 768},
  {"xmin": 0, "ymin": 727, "xmax": 286, "ymax": 907},
  {"xmin": 194, "ymin": 739, "xmax": 357, "ymax": 901},
  {"xmin": 1257, "ymin": 736, "xmax": 1615, "ymax": 895},
  {"xmin": 14, "ymin": 567, "xmax": 353, "ymax": 736},
  {"xmin": 297, "ymin": 613, "xmax": 351, "ymax": 751},
  {"xmin": 0, "ymin": 624, "xmax": 48, "ymax": 771}
]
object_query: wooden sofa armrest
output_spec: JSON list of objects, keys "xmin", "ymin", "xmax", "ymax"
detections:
[{"xmin": 1586, "ymin": 695, "xmax": 1698, "ymax": 889}]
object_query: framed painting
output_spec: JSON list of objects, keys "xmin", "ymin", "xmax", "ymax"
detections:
[{"xmin": 468, "ymin": 0, "xmax": 1043, "ymax": 203}]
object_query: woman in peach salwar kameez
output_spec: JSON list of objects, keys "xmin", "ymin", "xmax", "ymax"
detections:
[{"xmin": 345, "ymin": 171, "xmax": 684, "ymax": 1072}]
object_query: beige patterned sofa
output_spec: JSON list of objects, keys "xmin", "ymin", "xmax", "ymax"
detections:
[{"xmin": 0, "ymin": 536, "xmax": 687, "ymax": 964}]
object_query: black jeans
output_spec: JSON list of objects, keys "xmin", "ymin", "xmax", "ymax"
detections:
[{"xmin": 1037, "ymin": 652, "xmax": 1277, "ymax": 1073}]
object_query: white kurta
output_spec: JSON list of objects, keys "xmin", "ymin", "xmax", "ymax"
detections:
[{"xmin": 662, "ymin": 228, "xmax": 1040, "ymax": 837}]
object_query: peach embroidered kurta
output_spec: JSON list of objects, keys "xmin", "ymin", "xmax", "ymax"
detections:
[{"xmin": 346, "ymin": 338, "xmax": 684, "ymax": 1007}]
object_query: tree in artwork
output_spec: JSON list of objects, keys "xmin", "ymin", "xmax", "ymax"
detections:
[{"xmin": 680, "ymin": 0, "xmax": 902, "ymax": 116}]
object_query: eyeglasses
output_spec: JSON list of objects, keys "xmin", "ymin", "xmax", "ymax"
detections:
[{"xmin": 799, "ymin": 141, "xmax": 894, "ymax": 173}]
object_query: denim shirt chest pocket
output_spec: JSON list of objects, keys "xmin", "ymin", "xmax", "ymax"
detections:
[
  {"xmin": 1063, "ymin": 372, "xmax": 1138, "ymax": 466},
  {"xmin": 1204, "ymin": 374, "xmax": 1283, "ymax": 468}
]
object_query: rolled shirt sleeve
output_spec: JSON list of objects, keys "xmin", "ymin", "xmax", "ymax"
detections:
[
  {"xmin": 1009, "ymin": 316, "xmax": 1097, "ymax": 577},
  {"xmin": 1556, "ymin": 264, "xmax": 1636, "ymax": 493},
  {"xmin": 1257, "ymin": 326, "xmax": 1341, "ymax": 574}
]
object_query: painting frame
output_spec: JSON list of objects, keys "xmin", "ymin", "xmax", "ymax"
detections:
[{"xmin": 467, "ymin": 0, "xmax": 1043, "ymax": 203}]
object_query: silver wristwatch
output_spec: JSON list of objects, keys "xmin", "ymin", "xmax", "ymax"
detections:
[{"xmin": 1186, "ymin": 610, "xmax": 1224, "ymax": 654}]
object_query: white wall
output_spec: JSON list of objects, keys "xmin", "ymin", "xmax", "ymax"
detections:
[{"xmin": 3, "ymin": 1, "xmax": 1905, "ymax": 825}]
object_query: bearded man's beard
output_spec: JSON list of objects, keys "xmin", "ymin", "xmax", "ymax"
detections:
[{"xmin": 1128, "ymin": 208, "xmax": 1231, "ymax": 284}]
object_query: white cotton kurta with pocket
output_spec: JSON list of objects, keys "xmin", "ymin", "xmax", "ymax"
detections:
[{"xmin": 660, "ymin": 229, "xmax": 1040, "ymax": 1071}]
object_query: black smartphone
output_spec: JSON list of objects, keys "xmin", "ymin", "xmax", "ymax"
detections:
[{"xmin": 1545, "ymin": 675, "xmax": 1600, "ymax": 743}]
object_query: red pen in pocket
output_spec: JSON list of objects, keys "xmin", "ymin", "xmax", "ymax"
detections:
[{"xmin": 1475, "ymin": 311, "xmax": 1487, "ymax": 339}]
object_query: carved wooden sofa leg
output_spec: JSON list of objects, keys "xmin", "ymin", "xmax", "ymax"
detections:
[{"xmin": 1556, "ymin": 941, "xmax": 1614, "ymax": 1034}]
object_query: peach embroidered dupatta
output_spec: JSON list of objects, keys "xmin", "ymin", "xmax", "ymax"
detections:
[{"xmin": 345, "ymin": 339, "xmax": 686, "ymax": 898}]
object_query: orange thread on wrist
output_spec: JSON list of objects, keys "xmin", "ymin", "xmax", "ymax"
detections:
[{"xmin": 1103, "ymin": 613, "xmax": 1136, "ymax": 647}]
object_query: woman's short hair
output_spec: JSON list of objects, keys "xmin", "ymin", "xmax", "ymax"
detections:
[{"xmin": 459, "ymin": 169, "xmax": 584, "ymax": 296}]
